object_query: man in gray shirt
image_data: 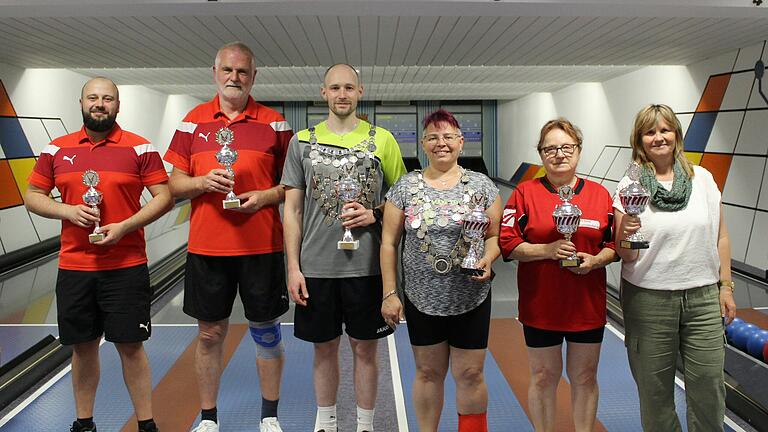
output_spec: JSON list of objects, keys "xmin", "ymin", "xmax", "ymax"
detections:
[{"xmin": 281, "ymin": 63, "xmax": 406, "ymax": 432}]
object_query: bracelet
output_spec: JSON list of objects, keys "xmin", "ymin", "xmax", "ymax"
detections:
[
  {"xmin": 718, "ymin": 280, "xmax": 735, "ymax": 291},
  {"xmin": 382, "ymin": 290, "xmax": 398, "ymax": 301}
]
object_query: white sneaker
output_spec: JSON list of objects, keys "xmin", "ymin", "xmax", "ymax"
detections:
[
  {"xmin": 260, "ymin": 417, "xmax": 282, "ymax": 432},
  {"xmin": 190, "ymin": 420, "xmax": 219, "ymax": 432}
]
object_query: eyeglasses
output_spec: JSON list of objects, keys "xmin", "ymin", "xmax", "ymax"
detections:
[
  {"xmin": 424, "ymin": 133, "xmax": 462, "ymax": 145},
  {"xmin": 539, "ymin": 144, "xmax": 579, "ymax": 158}
]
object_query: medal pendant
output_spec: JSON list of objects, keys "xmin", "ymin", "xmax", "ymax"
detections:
[{"xmin": 433, "ymin": 257, "xmax": 452, "ymax": 274}]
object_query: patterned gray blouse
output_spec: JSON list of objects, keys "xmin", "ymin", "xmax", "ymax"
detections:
[{"xmin": 386, "ymin": 169, "xmax": 499, "ymax": 316}]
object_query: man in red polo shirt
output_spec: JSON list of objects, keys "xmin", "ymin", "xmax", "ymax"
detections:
[
  {"xmin": 25, "ymin": 77, "xmax": 172, "ymax": 432},
  {"xmin": 164, "ymin": 42, "xmax": 291, "ymax": 432}
]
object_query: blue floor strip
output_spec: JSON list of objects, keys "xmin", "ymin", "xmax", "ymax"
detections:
[
  {"xmin": 1, "ymin": 326, "xmax": 197, "ymax": 431},
  {"xmin": 0, "ymin": 324, "xmax": 747, "ymax": 431},
  {"xmin": 208, "ymin": 326, "xmax": 317, "ymax": 431},
  {"xmin": 394, "ymin": 324, "xmax": 532, "ymax": 431},
  {"xmin": 593, "ymin": 328, "xmax": 690, "ymax": 431},
  {"xmin": 597, "ymin": 326, "xmax": 737, "ymax": 432}
]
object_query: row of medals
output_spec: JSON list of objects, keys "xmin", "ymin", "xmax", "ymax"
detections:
[
  {"xmin": 308, "ymin": 124, "xmax": 379, "ymax": 226},
  {"xmin": 409, "ymin": 170, "xmax": 477, "ymax": 273}
]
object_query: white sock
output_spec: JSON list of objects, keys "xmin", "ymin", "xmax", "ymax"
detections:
[
  {"xmin": 356, "ymin": 406, "xmax": 374, "ymax": 432},
  {"xmin": 315, "ymin": 405, "xmax": 337, "ymax": 432}
]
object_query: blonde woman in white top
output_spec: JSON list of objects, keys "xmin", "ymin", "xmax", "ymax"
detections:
[{"xmin": 614, "ymin": 104, "xmax": 736, "ymax": 432}]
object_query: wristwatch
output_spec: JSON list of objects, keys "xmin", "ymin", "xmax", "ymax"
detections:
[
  {"xmin": 372, "ymin": 207, "xmax": 384, "ymax": 224},
  {"xmin": 718, "ymin": 280, "xmax": 735, "ymax": 291}
]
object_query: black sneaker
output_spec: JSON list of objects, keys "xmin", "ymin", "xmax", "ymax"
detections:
[
  {"xmin": 70, "ymin": 420, "xmax": 96, "ymax": 432},
  {"xmin": 139, "ymin": 420, "xmax": 159, "ymax": 432}
]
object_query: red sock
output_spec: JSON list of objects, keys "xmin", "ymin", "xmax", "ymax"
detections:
[{"xmin": 458, "ymin": 412, "xmax": 487, "ymax": 432}]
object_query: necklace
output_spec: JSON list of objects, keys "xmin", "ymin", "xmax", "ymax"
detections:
[
  {"xmin": 407, "ymin": 169, "xmax": 476, "ymax": 274},
  {"xmin": 308, "ymin": 123, "xmax": 379, "ymax": 226}
]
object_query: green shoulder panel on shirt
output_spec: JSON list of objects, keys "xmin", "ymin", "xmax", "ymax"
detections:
[{"xmin": 294, "ymin": 120, "xmax": 406, "ymax": 186}]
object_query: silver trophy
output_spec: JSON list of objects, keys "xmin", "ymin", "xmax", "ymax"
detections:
[
  {"xmin": 460, "ymin": 193, "xmax": 490, "ymax": 276},
  {"xmin": 215, "ymin": 127, "xmax": 241, "ymax": 209},
  {"xmin": 552, "ymin": 185, "xmax": 582, "ymax": 268},
  {"xmin": 618, "ymin": 162, "xmax": 650, "ymax": 249},
  {"xmin": 82, "ymin": 169, "xmax": 104, "ymax": 243},
  {"xmin": 336, "ymin": 173, "xmax": 362, "ymax": 250}
]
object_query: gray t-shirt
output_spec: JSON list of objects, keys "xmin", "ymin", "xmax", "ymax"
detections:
[
  {"xmin": 386, "ymin": 169, "xmax": 499, "ymax": 316},
  {"xmin": 281, "ymin": 121, "xmax": 406, "ymax": 278}
]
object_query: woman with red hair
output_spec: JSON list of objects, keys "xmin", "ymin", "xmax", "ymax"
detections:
[{"xmin": 381, "ymin": 109, "xmax": 502, "ymax": 432}]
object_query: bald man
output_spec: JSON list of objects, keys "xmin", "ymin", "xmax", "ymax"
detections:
[
  {"xmin": 282, "ymin": 64, "xmax": 406, "ymax": 432},
  {"xmin": 25, "ymin": 77, "xmax": 172, "ymax": 432},
  {"xmin": 164, "ymin": 42, "xmax": 292, "ymax": 432}
]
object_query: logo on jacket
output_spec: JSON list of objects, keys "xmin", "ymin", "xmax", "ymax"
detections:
[
  {"xmin": 62, "ymin": 154, "xmax": 77, "ymax": 165},
  {"xmin": 501, "ymin": 208, "xmax": 516, "ymax": 227},
  {"xmin": 139, "ymin": 322, "xmax": 150, "ymax": 332},
  {"xmin": 198, "ymin": 132, "xmax": 211, "ymax": 142}
]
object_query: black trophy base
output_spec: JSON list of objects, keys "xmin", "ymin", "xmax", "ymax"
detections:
[
  {"xmin": 620, "ymin": 240, "xmax": 649, "ymax": 249},
  {"xmin": 559, "ymin": 257, "xmax": 582, "ymax": 268},
  {"xmin": 460, "ymin": 267, "xmax": 485, "ymax": 277},
  {"xmin": 337, "ymin": 240, "xmax": 360, "ymax": 250},
  {"xmin": 88, "ymin": 232, "xmax": 105, "ymax": 243},
  {"xmin": 223, "ymin": 198, "xmax": 241, "ymax": 209}
]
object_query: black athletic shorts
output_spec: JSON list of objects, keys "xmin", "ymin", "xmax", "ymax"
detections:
[
  {"xmin": 184, "ymin": 252, "xmax": 289, "ymax": 322},
  {"xmin": 56, "ymin": 264, "xmax": 151, "ymax": 345},
  {"xmin": 294, "ymin": 275, "xmax": 393, "ymax": 343},
  {"xmin": 403, "ymin": 291, "xmax": 492, "ymax": 350},
  {"xmin": 523, "ymin": 325, "xmax": 605, "ymax": 348}
]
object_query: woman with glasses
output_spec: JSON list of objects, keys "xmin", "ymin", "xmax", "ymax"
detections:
[
  {"xmin": 499, "ymin": 118, "xmax": 616, "ymax": 432},
  {"xmin": 380, "ymin": 109, "xmax": 502, "ymax": 432},
  {"xmin": 615, "ymin": 104, "xmax": 735, "ymax": 431}
]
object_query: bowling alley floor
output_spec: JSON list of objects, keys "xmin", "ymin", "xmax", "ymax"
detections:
[{"xmin": 0, "ymin": 260, "xmax": 758, "ymax": 432}]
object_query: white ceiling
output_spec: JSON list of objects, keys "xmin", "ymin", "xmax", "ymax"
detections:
[{"xmin": 1, "ymin": 1, "xmax": 767, "ymax": 101}]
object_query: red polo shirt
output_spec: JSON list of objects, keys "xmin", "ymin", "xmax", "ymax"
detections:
[
  {"xmin": 500, "ymin": 177, "xmax": 615, "ymax": 331},
  {"xmin": 28, "ymin": 124, "xmax": 168, "ymax": 271},
  {"xmin": 164, "ymin": 96, "xmax": 291, "ymax": 256}
]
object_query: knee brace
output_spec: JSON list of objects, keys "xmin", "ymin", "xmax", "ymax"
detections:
[{"xmin": 249, "ymin": 319, "xmax": 284, "ymax": 359}]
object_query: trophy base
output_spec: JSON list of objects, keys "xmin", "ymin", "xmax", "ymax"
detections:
[
  {"xmin": 620, "ymin": 240, "xmax": 649, "ymax": 249},
  {"xmin": 337, "ymin": 240, "xmax": 360, "ymax": 250},
  {"xmin": 88, "ymin": 232, "xmax": 105, "ymax": 243},
  {"xmin": 460, "ymin": 267, "xmax": 484, "ymax": 277},
  {"xmin": 222, "ymin": 198, "xmax": 241, "ymax": 209},
  {"xmin": 559, "ymin": 257, "xmax": 582, "ymax": 268}
]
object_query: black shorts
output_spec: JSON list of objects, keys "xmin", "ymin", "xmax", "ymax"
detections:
[
  {"xmin": 523, "ymin": 325, "xmax": 605, "ymax": 348},
  {"xmin": 56, "ymin": 264, "xmax": 151, "ymax": 345},
  {"xmin": 294, "ymin": 275, "xmax": 392, "ymax": 343},
  {"xmin": 184, "ymin": 252, "xmax": 289, "ymax": 322},
  {"xmin": 403, "ymin": 291, "xmax": 492, "ymax": 350}
]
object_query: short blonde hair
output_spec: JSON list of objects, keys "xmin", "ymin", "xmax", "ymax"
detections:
[{"xmin": 630, "ymin": 104, "xmax": 693, "ymax": 177}]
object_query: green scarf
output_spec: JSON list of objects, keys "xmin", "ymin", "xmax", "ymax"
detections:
[{"xmin": 639, "ymin": 160, "xmax": 692, "ymax": 211}]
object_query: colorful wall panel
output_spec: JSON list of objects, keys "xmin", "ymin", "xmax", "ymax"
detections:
[
  {"xmin": 0, "ymin": 80, "xmax": 65, "ymax": 254},
  {"xmin": 0, "ymin": 78, "xmax": 190, "ymax": 258}
]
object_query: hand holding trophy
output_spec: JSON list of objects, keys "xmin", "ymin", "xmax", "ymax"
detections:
[
  {"xmin": 460, "ymin": 193, "xmax": 490, "ymax": 277},
  {"xmin": 82, "ymin": 169, "xmax": 105, "ymax": 243},
  {"xmin": 552, "ymin": 185, "xmax": 582, "ymax": 268},
  {"xmin": 618, "ymin": 162, "xmax": 650, "ymax": 249},
  {"xmin": 336, "ymin": 171, "xmax": 362, "ymax": 250},
  {"xmin": 215, "ymin": 127, "xmax": 241, "ymax": 209}
]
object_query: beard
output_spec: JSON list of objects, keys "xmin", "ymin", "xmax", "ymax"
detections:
[
  {"xmin": 82, "ymin": 109, "xmax": 116, "ymax": 132},
  {"xmin": 329, "ymin": 101, "xmax": 356, "ymax": 118}
]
